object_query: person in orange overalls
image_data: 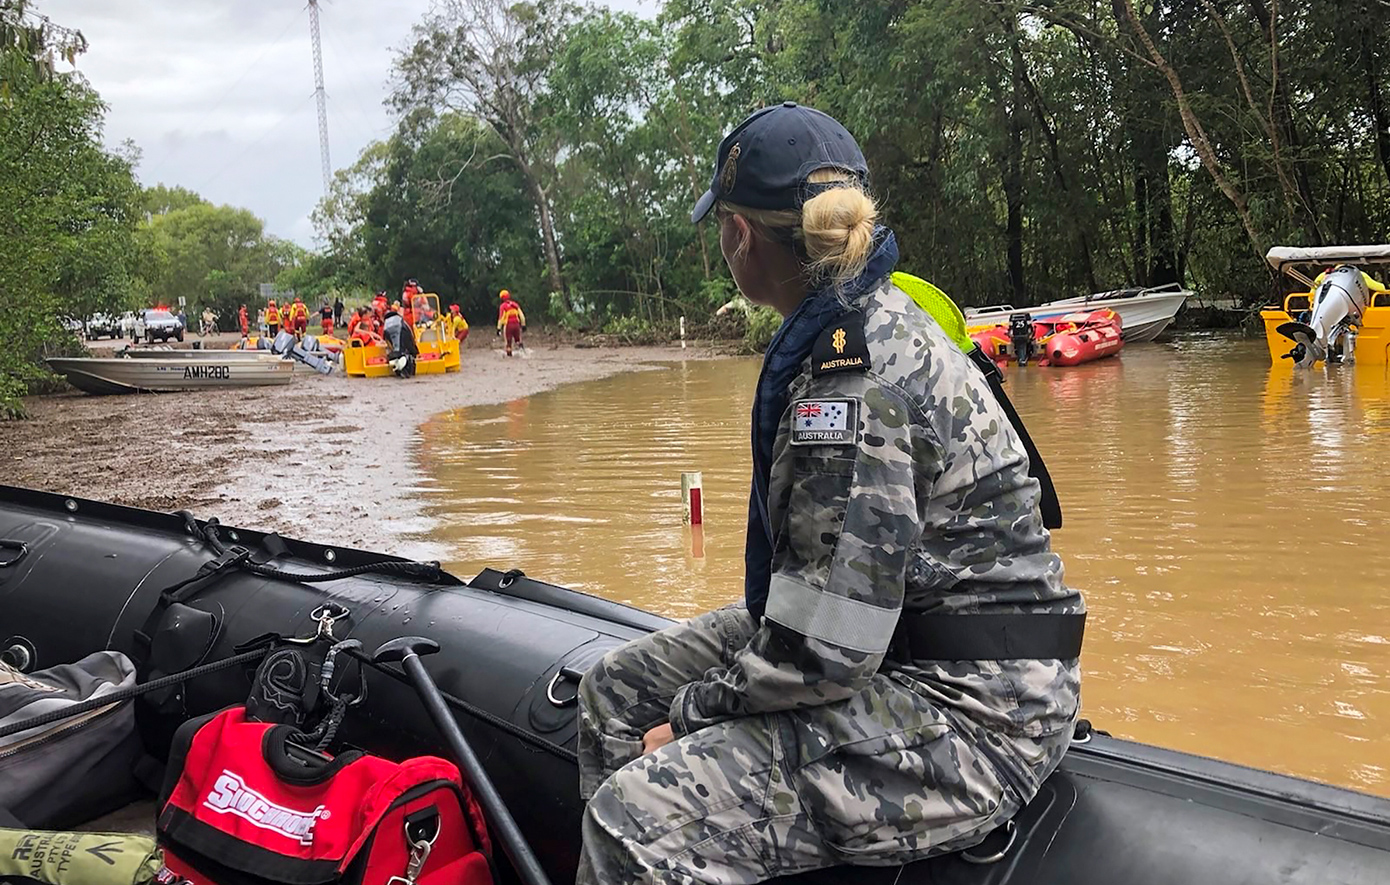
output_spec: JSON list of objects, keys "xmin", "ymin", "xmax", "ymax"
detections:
[
  {"xmin": 265, "ymin": 300, "xmax": 281, "ymax": 337},
  {"xmin": 448, "ymin": 304, "xmax": 469, "ymax": 342},
  {"xmin": 238, "ymin": 304, "xmax": 249, "ymax": 338},
  {"xmin": 496, "ymin": 290, "xmax": 525, "ymax": 356},
  {"xmin": 319, "ymin": 302, "xmax": 334, "ymax": 335},
  {"xmin": 347, "ymin": 307, "xmax": 364, "ymax": 337},
  {"xmin": 403, "ymin": 278, "xmax": 422, "ymax": 302},
  {"xmin": 372, "ymin": 292, "xmax": 388, "ymax": 322}
]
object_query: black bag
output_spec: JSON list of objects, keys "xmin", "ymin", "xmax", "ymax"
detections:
[{"xmin": 0, "ymin": 652, "xmax": 145, "ymax": 827}]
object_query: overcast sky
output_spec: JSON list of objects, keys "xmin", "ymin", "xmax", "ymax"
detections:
[{"xmin": 46, "ymin": 0, "xmax": 651, "ymax": 246}]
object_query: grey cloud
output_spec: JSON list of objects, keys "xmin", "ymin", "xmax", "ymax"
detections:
[{"xmin": 47, "ymin": 0, "xmax": 652, "ymax": 246}]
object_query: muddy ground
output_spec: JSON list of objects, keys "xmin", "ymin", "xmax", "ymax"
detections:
[{"xmin": 8, "ymin": 340, "xmax": 720, "ymax": 557}]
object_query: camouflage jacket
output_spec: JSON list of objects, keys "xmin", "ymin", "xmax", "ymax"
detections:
[{"xmin": 669, "ymin": 278, "xmax": 1084, "ymax": 740}]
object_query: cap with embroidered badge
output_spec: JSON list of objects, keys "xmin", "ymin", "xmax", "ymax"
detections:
[{"xmin": 690, "ymin": 102, "xmax": 870, "ymax": 224}]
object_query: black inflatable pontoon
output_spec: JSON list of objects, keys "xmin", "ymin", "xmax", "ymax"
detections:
[{"xmin": 1, "ymin": 484, "xmax": 1387, "ymax": 884}]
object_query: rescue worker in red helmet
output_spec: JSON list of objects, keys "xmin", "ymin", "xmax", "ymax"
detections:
[
  {"xmin": 265, "ymin": 299, "xmax": 281, "ymax": 337},
  {"xmin": 448, "ymin": 304, "xmax": 469, "ymax": 342},
  {"xmin": 496, "ymin": 290, "xmax": 525, "ymax": 357}
]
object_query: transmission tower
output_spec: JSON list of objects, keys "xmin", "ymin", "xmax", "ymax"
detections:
[{"xmin": 306, "ymin": 0, "xmax": 332, "ymax": 195}]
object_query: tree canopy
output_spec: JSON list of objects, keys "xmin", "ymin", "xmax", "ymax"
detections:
[{"xmin": 308, "ymin": 0, "xmax": 1390, "ymax": 322}]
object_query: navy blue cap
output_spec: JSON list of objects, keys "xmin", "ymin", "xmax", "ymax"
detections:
[{"xmin": 691, "ymin": 102, "xmax": 869, "ymax": 224}]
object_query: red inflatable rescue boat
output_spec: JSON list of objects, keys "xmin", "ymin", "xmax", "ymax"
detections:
[
  {"xmin": 1039, "ymin": 308, "xmax": 1124, "ymax": 366},
  {"xmin": 969, "ymin": 308, "xmax": 1124, "ymax": 367}
]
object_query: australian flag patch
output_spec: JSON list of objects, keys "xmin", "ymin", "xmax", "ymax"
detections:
[{"xmin": 789, "ymin": 398, "xmax": 857, "ymax": 446}]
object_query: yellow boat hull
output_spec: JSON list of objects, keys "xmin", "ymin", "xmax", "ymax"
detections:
[{"xmin": 344, "ymin": 340, "xmax": 460, "ymax": 377}]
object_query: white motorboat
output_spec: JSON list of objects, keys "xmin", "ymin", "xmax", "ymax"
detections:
[
  {"xmin": 965, "ymin": 283, "xmax": 1191, "ymax": 342},
  {"xmin": 46, "ymin": 356, "xmax": 294, "ymax": 395},
  {"xmin": 113, "ymin": 346, "xmax": 284, "ymax": 361}
]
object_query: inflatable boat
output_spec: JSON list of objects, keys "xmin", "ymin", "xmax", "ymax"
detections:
[
  {"xmin": 969, "ymin": 310, "xmax": 1124, "ymax": 368},
  {"xmin": 0, "ymin": 483, "xmax": 1387, "ymax": 884}
]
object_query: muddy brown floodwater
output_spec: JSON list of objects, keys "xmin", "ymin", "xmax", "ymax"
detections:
[{"xmin": 417, "ymin": 335, "xmax": 1390, "ymax": 796}]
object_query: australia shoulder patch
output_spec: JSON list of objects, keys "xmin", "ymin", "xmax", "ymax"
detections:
[
  {"xmin": 790, "ymin": 398, "xmax": 858, "ymax": 446},
  {"xmin": 811, "ymin": 312, "xmax": 869, "ymax": 377}
]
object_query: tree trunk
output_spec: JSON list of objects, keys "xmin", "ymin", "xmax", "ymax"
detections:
[
  {"xmin": 1121, "ymin": 0, "xmax": 1264, "ymax": 258},
  {"xmin": 533, "ymin": 182, "xmax": 566, "ymax": 301}
]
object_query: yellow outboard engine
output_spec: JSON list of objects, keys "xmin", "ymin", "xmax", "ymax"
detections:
[{"xmin": 1277, "ymin": 265, "xmax": 1372, "ymax": 366}]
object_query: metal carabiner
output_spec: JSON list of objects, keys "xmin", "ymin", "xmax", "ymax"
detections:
[
  {"xmin": 385, "ymin": 827, "xmax": 438, "ymax": 885},
  {"xmin": 310, "ymin": 602, "xmax": 350, "ymax": 640},
  {"xmin": 281, "ymin": 603, "xmax": 351, "ymax": 645}
]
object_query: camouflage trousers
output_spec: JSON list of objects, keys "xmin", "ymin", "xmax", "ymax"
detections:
[{"xmin": 576, "ymin": 606, "xmax": 1064, "ymax": 884}]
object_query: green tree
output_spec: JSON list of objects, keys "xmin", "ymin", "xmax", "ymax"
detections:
[
  {"xmin": 143, "ymin": 202, "xmax": 299, "ymax": 320},
  {"xmin": 393, "ymin": 0, "xmax": 578, "ymax": 303},
  {"xmin": 0, "ymin": 1, "xmax": 148, "ymax": 415}
]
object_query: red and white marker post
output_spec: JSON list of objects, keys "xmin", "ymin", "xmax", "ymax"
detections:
[{"xmin": 681, "ymin": 471, "xmax": 703, "ymax": 525}]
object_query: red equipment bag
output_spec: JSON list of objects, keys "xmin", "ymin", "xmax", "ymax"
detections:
[{"xmin": 156, "ymin": 707, "xmax": 492, "ymax": 885}]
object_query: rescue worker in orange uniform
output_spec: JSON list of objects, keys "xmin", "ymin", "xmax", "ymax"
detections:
[
  {"xmin": 265, "ymin": 300, "xmax": 281, "ymax": 337},
  {"xmin": 497, "ymin": 290, "xmax": 525, "ymax": 356},
  {"xmin": 403, "ymin": 278, "xmax": 422, "ymax": 303},
  {"xmin": 372, "ymin": 292, "xmax": 388, "ymax": 322},
  {"xmin": 350, "ymin": 315, "xmax": 381, "ymax": 347},
  {"xmin": 238, "ymin": 304, "xmax": 249, "ymax": 338},
  {"xmin": 412, "ymin": 293, "xmax": 435, "ymax": 325},
  {"xmin": 448, "ymin": 304, "xmax": 469, "ymax": 342},
  {"xmin": 289, "ymin": 297, "xmax": 309, "ymax": 336},
  {"xmin": 347, "ymin": 307, "xmax": 364, "ymax": 337},
  {"xmin": 319, "ymin": 302, "xmax": 334, "ymax": 335}
]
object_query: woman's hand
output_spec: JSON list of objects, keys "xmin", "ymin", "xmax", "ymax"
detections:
[{"xmin": 642, "ymin": 723, "xmax": 675, "ymax": 755}]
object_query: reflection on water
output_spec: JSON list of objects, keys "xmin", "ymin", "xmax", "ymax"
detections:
[{"xmin": 418, "ymin": 339, "xmax": 1390, "ymax": 795}]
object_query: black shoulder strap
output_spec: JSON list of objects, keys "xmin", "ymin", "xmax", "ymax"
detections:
[{"xmin": 968, "ymin": 348, "xmax": 1063, "ymax": 529}]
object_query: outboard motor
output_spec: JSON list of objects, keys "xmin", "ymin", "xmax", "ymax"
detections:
[
  {"xmin": 270, "ymin": 330, "xmax": 297, "ymax": 355},
  {"xmin": 1009, "ymin": 312, "xmax": 1035, "ymax": 366},
  {"xmin": 1277, "ymin": 265, "xmax": 1371, "ymax": 367},
  {"xmin": 382, "ymin": 313, "xmax": 418, "ymax": 378}
]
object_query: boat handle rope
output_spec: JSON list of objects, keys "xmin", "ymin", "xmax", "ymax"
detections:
[
  {"xmin": 961, "ymin": 819, "xmax": 1017, "ymax": 865},
  {"xmin": 0, "ymin": 540, "xmax": 28, "ymax": 569},
  {"xmin": 546, "ymin": 666, "xmax": 585, "ymax": 708},
  {"xmin": 177, "ymin": 512, "xmax": 446, "ymax": 585}
]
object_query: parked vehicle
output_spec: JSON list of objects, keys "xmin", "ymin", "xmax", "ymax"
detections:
[
  {"xmin": 84, "ymin": 313, "xmax": 121, "ymax": 340},
  {"xmin": 135, "ymin": 308, "xmax": 184, "ymax": 344}
]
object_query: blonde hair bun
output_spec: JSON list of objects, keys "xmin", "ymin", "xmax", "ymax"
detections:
[{"xmin": 801, "ymin": 180, "xmax": 877, "ymax": 286}]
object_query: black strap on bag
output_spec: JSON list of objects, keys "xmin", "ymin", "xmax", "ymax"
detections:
[{"xmin": 968, "ymin": 347, "xmax": 1063, "ymax": 529}]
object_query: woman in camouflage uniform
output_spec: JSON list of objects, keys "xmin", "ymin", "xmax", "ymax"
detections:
[{"xmin": 576, "ymin": 104, "xmax": 1085, "ymax": 884}]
